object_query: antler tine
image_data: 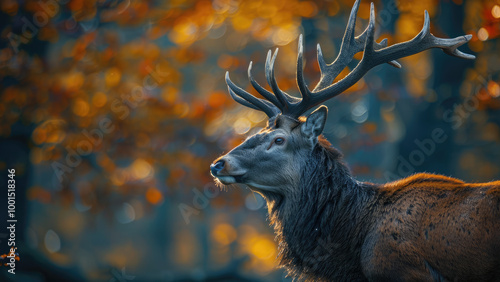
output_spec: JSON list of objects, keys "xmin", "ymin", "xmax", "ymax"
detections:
[
  {"xmin": 296, "ymin": 35, "xmax": 311, "ymax": 102},
  {"xmin": 359, "ymin": 9, "xmax": 475, "ymax": 67},
  {"xmin": 302, "ymin": 2, "xmax": 474, "ymax": 115},
  {"xmin": 224, "ymin": 1, "xmax": 474, "ymax": 120},
  {"xmin": 225, "ymin": 72, "xmax": 281, "ymax": 118},
  {"xmin": 311, "ymin": 3, "xmax": 401, "ymax": 101},
  {"xmin": 314, "ymin": 0, "xmax": 360, "ymax": 91},
  {"xmin": 289, "ymin": 34, "xmax": 313, "ymax": 117},
  {"xmin": 265, "ymin": 49, "xmax": 297, "ymax": 111},
  {"xmin": 314, "ymin": 0, "xmax": 400, "ymax": 91},
  {"xmin": 363, "ymin": 3, "xmax": 377, "ymax": 57},
  {"xmin": 248, "ymin": 61, "xmax": 283, "ymax": 108},
  {"xmin": 304, "ymin": 2, "xmax": 378, "ymax": 102},
  {"xmin": 355, "ymin": 19, "xmax": 401, "ymax": 68},
  {"xmin": 226, "ymin": 86, "xmax": 260, "ymax": 110}
]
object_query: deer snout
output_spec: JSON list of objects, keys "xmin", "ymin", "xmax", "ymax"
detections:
[
  {"xmin": 210, "ymin": 157, "xmax": 246, "ymax": 185},
  {"xmin": 210, "ymin": 159, "xmax": 225, "ymax": 176}
]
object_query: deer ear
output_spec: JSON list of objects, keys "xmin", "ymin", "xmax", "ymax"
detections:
[{"xmin": 301, "ymin": 106, "xmax": 328, "ymax": 145}]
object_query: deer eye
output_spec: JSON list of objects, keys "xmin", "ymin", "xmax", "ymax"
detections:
[
  {"xmin": 274, "ymin": 137, "xmax": 285, "ymax": 145},
  {"xmin": 268, "ymin": 137, "xmax": 286, "ymax": 150}
]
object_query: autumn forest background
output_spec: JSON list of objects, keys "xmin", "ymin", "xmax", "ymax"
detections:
[{"xmin": 0, "ymin": 0, "xmax": 499, "ymax": 281}]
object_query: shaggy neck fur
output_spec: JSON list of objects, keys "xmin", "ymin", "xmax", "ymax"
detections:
[{"xmin": 262, "ymin": 137, "xmax": 378, "ymax": 281}]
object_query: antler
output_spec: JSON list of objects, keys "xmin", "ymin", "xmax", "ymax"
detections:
[{"xmin": 225, "ymin": 0, "xmax": 475, "ymax": 119}]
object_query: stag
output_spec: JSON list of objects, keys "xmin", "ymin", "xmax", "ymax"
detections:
[{"xmin": 211, "ymin": 1, "xmax": 500, "ymax": 281}]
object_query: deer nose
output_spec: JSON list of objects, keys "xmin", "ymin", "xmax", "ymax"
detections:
[{"xmin": 210, "ymin": 160, "xmax": 225, "ymax": 175}]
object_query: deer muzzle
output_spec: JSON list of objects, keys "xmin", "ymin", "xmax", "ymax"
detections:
[{"xmin": 210, "ymin": 160, "xmax": 225, "ymax": 175}]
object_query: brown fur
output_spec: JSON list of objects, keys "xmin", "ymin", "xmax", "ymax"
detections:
[{"xmin": 362, "ymin": 173, "xmax": 500, "ymax": 281}]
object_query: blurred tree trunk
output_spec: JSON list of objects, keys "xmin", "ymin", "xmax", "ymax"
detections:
[{"xmin": 395, "ymin": 1, "xmax": 474, "ymax": 178}]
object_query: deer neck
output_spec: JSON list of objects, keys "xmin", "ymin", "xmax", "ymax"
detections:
[{"xmin": 264, "ymin": 141, "xmax": 377, "ymax": 280}]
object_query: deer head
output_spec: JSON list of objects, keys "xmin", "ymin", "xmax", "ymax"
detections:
[{"xmin": 210, "ymin": 0, "xmax": 474, "ymax": 196}]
